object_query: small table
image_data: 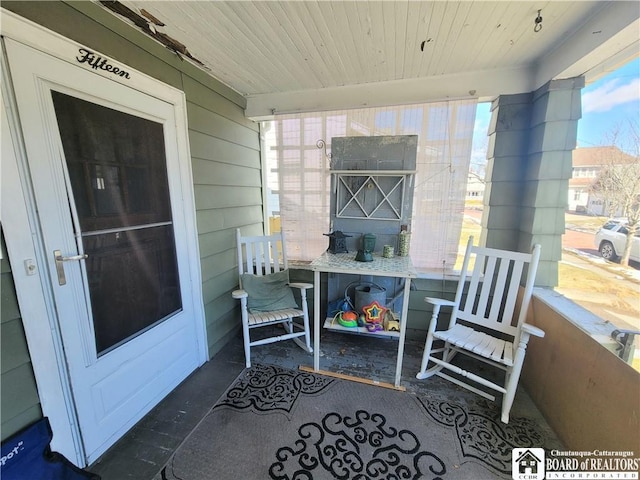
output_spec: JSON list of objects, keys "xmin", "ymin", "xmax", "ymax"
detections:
[{"xmin": 309, "ymin": 251, "xmax": 417, "ymax": 388}]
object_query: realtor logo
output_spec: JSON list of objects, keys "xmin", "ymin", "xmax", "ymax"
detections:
[{"xmin": 512, "ymin": 448, "xmax": 545, "ymax": 480}]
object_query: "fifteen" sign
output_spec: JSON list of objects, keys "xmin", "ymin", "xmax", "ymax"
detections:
[{"xmin": 76, "ymin": 48, "xmax": 130, "ymax": 79}]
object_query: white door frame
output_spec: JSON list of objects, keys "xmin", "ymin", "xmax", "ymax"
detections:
[{"xmin": 0, "ymin": 9, "xmax": 208, "ymax": 466}]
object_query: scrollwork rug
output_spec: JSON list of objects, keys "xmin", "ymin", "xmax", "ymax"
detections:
[{"xmin": 156, "ymin": 364, "xmax": 554, "ymax": 480}]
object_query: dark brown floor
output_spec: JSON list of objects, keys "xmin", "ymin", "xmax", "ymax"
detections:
[
  {"xmin": 88, "ymin": 339, "xmax": 245, "ymax": 479},
  {"xmin": 89, "ymin": 326, "xmax": 562, "ymax": 479}
]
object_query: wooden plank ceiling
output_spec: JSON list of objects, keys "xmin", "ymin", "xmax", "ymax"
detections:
[{"xmin": 108, "ymin": 1, "xmax": 638, "ymax": 117}]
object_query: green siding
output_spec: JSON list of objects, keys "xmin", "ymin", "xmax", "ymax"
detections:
[
  {"xmin": 1, "ymin": 230, "xmax": 43, "ymax": 440},
  {"xmin": 187, "ymin": 104, "xmax": 259, "ymax": 149},
  {"xmin": 190, "ymin": 131, "xmax": 260, "ymax": 168},
  {"xmin": 192, "ymin": 160, "xmax": 262, "ymax": 188},
  {"xmin": 195, "ymin": 185, "xmax": 263, "ymax": 211},
  {"xmin": 1, "ymin": 2, "xmax": 263, "ymax": 366}
]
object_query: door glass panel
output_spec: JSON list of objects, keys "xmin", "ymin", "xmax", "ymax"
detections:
[
  {"xmin": 83, "ymin": 226, "xmax": 181, "ymax": 353},
  {"xmin": 51, "ymin": 91, "xmax": 181, "ymax": 355}
]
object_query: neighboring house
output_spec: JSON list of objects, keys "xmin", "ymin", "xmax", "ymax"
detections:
[
  {"xmin": 466, "ymin": 173, "xmax": 486, "ymax": 203},
  {"xmin": 0, "ymin": 1, "xmax": 638, "ymax": 469},
  {"xmin": 569, "ymin": 146, "xmax": 637, "ymax": 215}
]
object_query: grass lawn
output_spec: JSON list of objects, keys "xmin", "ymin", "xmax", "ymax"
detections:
[{"xmin": 564, "ymin": 212, "xmax": 608, "ymax": 233}]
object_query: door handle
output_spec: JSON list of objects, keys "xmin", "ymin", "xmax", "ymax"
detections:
[{"xmin": 54, "ymin": 249, "xmax": 88, "ymax": 286}]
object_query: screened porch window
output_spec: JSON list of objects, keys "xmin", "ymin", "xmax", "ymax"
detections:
[{"xmin": 261, "ymin": 100, "xmax": 477, "ymax": 272}]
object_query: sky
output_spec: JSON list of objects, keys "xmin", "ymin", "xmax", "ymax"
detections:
[
  {"xmin": 578, "ymin": 57, "xmax": 639, "ymax": 151},
  {"xmin": 470, "ymin": 57, "xmax": 640, "ymax": 172}
]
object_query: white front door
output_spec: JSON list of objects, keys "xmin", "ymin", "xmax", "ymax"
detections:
[{"xmin": 4, "ymin": 38, "xmax": 206, "ymax": 463}]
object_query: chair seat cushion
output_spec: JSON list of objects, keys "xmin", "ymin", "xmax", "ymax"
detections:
[
  {"xmin": 241, "ymin": 269, "xmax": 299, "ymax": 313},
  {"xmin": 434, "ymin": 324, "xmax": 514, "ymax": 366}
]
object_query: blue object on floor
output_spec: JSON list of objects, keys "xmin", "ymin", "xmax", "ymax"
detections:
[{"xmin": 1, "ymin": 417, "xmax": 100, "ymax": 480}]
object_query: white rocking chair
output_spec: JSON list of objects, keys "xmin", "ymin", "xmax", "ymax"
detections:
[
  {"xmin": 416, "ymin": 236, "xmax": 544, "ymax": 423},
  {"xmin": 232, "ymin": 229, "xmax": 313, "ymax": 368}
]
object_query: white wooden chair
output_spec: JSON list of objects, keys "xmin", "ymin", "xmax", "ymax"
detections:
[
  {"xmin": 232, "ymin": 229, "xmax": 313, "ymax": 367},
  {"xmin": 416, "ymin": 237, "xmax": 544, "ymax": 423}
]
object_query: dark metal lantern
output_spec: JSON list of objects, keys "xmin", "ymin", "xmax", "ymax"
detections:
[{"xmin": 324, "ymin": 230, "xmax": 352, "ymax": 254}]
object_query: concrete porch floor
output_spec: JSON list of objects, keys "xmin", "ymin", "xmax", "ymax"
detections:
[{"xmin": 89, "ymin": 326, "xmax": 563, "ymax": 479}]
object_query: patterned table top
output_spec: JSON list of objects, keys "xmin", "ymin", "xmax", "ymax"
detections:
[{"xmin": 310, "ymin": 252, "xmax": 417, "ymax": 278}]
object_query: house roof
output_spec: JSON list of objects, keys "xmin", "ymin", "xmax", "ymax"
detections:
[
  {"xmin": 569, "ymin": 177, "xmax": 596, "ymax": 188},
  {"xmin": 101, "ymin": 1, "xmax": 640, "ymax": 119},
  {"xmin": 573, "ymin": 146, "xmax": 639, "ymax": 167}
]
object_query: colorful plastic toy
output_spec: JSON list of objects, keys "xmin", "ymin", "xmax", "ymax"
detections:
[
  {"xmin": 335, "ymin": 310, "xmax": 358, "ymax": 328},
  {"xmin": 366, "ymin": 323, "xmax": 384, "ymax": 332},
  {"xmin": 383, "ymin": 310, "xmax": 400, "ymax": 331},
  {"xmin": 363, "ymin": 300, "xmax": 386, "ymax": 324}
]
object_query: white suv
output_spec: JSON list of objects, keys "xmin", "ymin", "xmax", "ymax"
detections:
[{"xmin": 594, "ymin": 220, "xmax": 640, "ymax": 263}]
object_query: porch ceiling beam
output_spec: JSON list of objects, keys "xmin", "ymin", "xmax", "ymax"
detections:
[
  {"xmin": 534, "ymin": 1, "xmax": 640, "ymax": 86},
  {"xmin": 244, "ymin": 64, "xmax": 535, "ymax": 120}
]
